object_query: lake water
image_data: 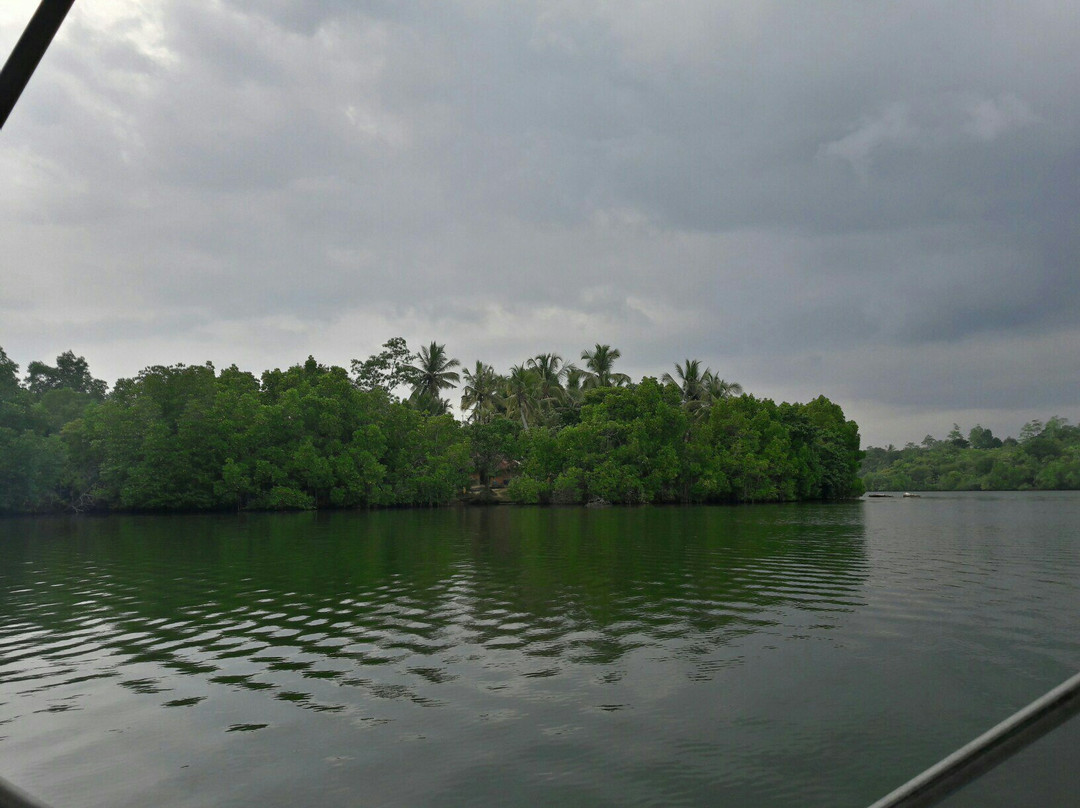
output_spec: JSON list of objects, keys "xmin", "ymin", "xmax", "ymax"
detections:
[{"xmin": 1, "ymin": 493, "xmax": 1078, "ymax": 807}]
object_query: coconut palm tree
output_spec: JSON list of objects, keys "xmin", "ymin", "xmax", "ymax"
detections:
[
  {"xmin": 403, "ymin": 341, "xmax": 460, "ymax": 408},
  {"xmin": 580, "ymin": 344, "xmax": 630, "ymax": 388},
  {"xmin": 503, "ymin": 364, "xmax": 539, "ymax": 429},
  {"xmin": 662, "ymin": 359, "xmax": 710, "ymax": 405},
  {"xmin": 460, "ymin": 361, "xmax": 502, "ymax": 424},
  {"xmin": 703, "ymin": 372, "xmax": 742, "ymax": 401},
  {"xmin": 527, "ymin": 353, "xmax": 566, "ymax": 406},
  {"xmin": 563, "ymin": 365, "xmax": 586, "ymax": 404}
]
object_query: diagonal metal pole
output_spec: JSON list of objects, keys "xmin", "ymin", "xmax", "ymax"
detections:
[
  {"xmin": 0, "ymin": 776, "xmax": 51, "ymax": 808},
  {"xmin": 867, "ymin": 670, "xmax": 1080, "ymax": 808},
  {"xmin": 0, "ymin": 0, "xmax": 77, "ymax": 129}
]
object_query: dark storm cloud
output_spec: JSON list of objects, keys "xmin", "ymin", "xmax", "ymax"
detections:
[{"xmin": 2, "ymin": 0, "xmax": 1078, "ymax": 444}]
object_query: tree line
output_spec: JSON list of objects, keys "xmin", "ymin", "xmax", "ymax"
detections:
[
  {"xmin": 861, "ymin": 419, "xmax": 1080, "ymax": 491},
  {"xmin": 0, "ymin": 340, "xmax": 865, "ymax": 513}
]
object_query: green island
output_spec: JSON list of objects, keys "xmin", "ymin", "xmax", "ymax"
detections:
[
  {"xmin": 861, "ymin": 419, "xmax": 1080, "ymax": 491},
  {"xmin": 0, "ymin": 340, "xmax": 864, "ymax": 514}
]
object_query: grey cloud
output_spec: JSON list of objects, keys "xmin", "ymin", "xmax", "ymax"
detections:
[{"xmin": 3, "ymin": 0, "xmax": 1079, "ymax": 445}]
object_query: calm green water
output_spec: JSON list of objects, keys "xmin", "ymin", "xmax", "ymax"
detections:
[{"xmin": 1, "ymin": 494, "xmax": 1078, "ymax": 807}]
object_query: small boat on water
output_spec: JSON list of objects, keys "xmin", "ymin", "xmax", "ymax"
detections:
[{"xmin": 902, "ymin": 492, "xmax": 921, "ymax": 498}]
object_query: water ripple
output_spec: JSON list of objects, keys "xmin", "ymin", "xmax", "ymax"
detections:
[{"xmin": 0, "ymin": 501, "xmax": 1077, "ymax": 808}]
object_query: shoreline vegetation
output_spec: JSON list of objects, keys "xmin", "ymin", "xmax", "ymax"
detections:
[
  {"xmin": 861, "ymin": 419, "xmax": 1080, "ymax": 492},
  {"xmin": 0, "ymin": 340, "xmax": 864, "ymax": 514}
]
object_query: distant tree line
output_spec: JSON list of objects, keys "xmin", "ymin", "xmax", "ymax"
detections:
[
  {"xmin": 861, "ymin": 419, "xmax": 1080, "ymax": 491},
  {"xmin": 0, "ymin": 341, "xmax": 865, "ymax": 513}
]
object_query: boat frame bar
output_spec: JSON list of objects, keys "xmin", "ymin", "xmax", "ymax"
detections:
[
  {"xmin": 0, "ymin": 0, "xmax": 77, "ymax": 129},
  {"xmin": 0, "ymin": 777, "xmax": 51, "ymax": 808},
  {"xmin": 867, "ymin": 670, "xmax": 1080, "ymax": 808}
]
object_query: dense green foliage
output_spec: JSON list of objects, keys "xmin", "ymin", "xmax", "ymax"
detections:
[
  {"xmin": 861, "ymin": 418, "xmax": 1080, "ymax": 491},
  {"xmin": 507, "ymin": 382, "xmax": 863, "ymax": 504},
  {"xmin": 0, "ymin": 342, "xmax": 864, "ymax": 512}
]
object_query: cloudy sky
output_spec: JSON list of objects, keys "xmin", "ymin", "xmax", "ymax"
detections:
[{"xmin": 2, "ymin": 0, "xmax": 1077, "ymax": 446}]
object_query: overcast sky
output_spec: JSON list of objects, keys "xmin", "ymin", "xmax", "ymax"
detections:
[{"xmin": 2, "ymin": 0, "xmax": 1077, "ymax": 446}]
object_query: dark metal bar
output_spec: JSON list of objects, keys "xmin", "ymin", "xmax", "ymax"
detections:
[
  {"xmin": 867, "ymin": 670, "xmax": 1080, "ymax": 808},
  {"xmin": 0, "ymin": 0, "xmax": 77, "ymax": 129},
  {"xmin": 0, "ymin": 777, "xmax": 51, "ymax": 808}
]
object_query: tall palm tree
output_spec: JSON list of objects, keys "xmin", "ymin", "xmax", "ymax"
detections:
[
  {"xmin": 703, "ymin": 372, "xmax": 742, "ymax": 401},
  {"xmin": 503, "ymin": 364, "xmax": 539, "ymax": 429},
  {"xmin": 580, "ymin": 344, "xmax": 630, "ymax": 388},
  {"xmin": 404, "ymin": 341, "xmax": 460, "ymax": 405},
  {"xmin": 563, "ymin": 365, "xmax": 586, "ymax": 406},
  {"xmin": 527, "ymin": 353, "xmax": 566, "ymax": 406},
  {"xmin": 461, "ymin": 361, "xmax": 502, "ymax": 424},
  {"xmin": 662, "ymin": 359, "xmax": 710, "ymax": 405}
]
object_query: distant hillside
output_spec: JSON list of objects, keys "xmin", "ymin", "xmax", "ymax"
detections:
[{"xmin": 861, "ymin": 418, "xmax": 1080, "ymax": 491}]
